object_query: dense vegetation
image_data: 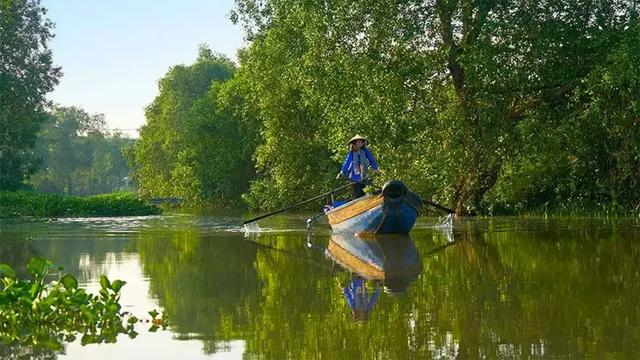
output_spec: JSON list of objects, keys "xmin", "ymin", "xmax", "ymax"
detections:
[
  {"xmin": 127, "ymin": 46, "xmax": 260, "ymax": 207},
  {"xmin": 29, "ymin": 106, "xmax": 135, "ymax": 195},
  {"xmin": 3, "ymin": 0, "xmax": 639, "ymax": 215},
  {"xmin": 0, "ymin": 257, "xmax": 138, "ymax": 351},
  {"xmin": 0, "ymin": 192, "xmax": 161, "ymax": 218},
  {"xmin": 0, "ymin": 0, "xmax": 61, "ymax": 190},
  {"xmin": 129, "ymin": 0, "xmax": 640, "ymax": 215}
]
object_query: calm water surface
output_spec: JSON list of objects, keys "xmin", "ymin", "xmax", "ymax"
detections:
[{"xmin": 0, "ymin": 213, "xmax": 639, "ymax": 359}]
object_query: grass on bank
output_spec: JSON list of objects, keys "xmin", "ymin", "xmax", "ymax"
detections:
[{"xmin": 0, "ymin": 191, "xmax": 162, "ymax": 218}]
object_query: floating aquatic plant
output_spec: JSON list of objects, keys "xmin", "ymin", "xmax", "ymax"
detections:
[{"xmin": 0, "ymin": 256, "xmax": 166, "ymax": 352}]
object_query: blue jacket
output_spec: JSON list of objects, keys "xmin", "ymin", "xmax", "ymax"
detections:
[{"xmin": 340, "ymin": 147, "xmax": 379, "ymax": 181}]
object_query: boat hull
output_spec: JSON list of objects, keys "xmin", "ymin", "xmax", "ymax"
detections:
[{"xmin": 325, "ymin": 183, "xmax": 421, "ymax": 235}]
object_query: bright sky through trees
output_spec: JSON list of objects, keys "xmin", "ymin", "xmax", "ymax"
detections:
[{"xmin": 43, "ymin": 0, "xmax": 244, "ymax": 137}]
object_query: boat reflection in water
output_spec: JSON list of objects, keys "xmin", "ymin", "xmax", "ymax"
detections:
[{"xmin": 326, "ymin": 233, "xmax": 422, "ymax": 321}]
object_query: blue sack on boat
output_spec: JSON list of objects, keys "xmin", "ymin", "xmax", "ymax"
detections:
[
  {"xmin": 323, "ymin": 199, "xmax": 348, "ymax": 213},
  {"xmin": 332, "ymin": 200, "xmax": 348, "ymax": 207}
]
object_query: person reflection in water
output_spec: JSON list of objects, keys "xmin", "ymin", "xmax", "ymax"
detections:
[{"xmin": 343, "ymin": 276, "xmax": 381, "ymax": 322}]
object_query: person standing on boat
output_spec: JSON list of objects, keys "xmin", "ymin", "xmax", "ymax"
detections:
[{"xmin": 336, "ymin": 134, "xmax": 379, "ymax": 199}]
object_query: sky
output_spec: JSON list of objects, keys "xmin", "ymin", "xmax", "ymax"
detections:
[{"xmin": 43, "ymin": 0, "xmax": 246, "ymax": 137}]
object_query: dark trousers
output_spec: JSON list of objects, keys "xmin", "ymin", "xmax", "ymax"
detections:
[{"xmin": 350, "ymin": 181, "xmax": 366, "ymax": 200}]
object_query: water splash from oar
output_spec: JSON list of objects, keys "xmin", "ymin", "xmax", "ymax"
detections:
[
  {"xmin": 243, "ymin": 222, "xmax": 262, "ymax": 233},
  {"xmin": 434, "ymin": 213, "xmax": 454, "ymax": 243},
  {"xmin": 435, "ymin": 213, "xmax": 454, "ymax": 231}
]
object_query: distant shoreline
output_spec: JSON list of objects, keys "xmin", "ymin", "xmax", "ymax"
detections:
[{"xmin": 0, "ymin": 191, "xmax": 162, "ymax": 218}]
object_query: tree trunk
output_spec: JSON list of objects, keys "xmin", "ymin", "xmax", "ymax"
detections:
[
  {"xmin": 452, "ymin": 173, "xmax": 471, "ymax": 216},
  {"xmin": 452, "ymin": 164, "xmax": 501, "ymax": 215}
]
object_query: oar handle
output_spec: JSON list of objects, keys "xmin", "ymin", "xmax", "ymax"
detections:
[
  {"xmin": 242, "ymin": 191, "xmax": 333, "ymax": 225},
  {"xmin": 242, "ymin": 178, "xmax": 373, "ymax": 225},
  {"xmin": 422, "ymin": 200, "xmax": 455, "ymax": 214}
]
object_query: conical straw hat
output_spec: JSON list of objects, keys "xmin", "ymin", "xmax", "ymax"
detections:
[{"xmin": 348, "ymin": 134, "xmax": 368, "ymax": 144}]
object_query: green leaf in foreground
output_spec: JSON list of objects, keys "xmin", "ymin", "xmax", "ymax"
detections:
[
  {"xmin": 0, "ymin": 256, "xmax": 166, "ymax": 353},
  {"xmin": 26, "ymin": 257, "xmax": 52, "ymax": 277},
  {"xmin": 99, "ymin": 274, "xmax": 111, "ymax": 290},
  {"xmin": 60, "ymin": 274, "xmax": 78, "ymax": 290},
  {"xmin": 111, "ymin": 279, "xmax": 126, "ymax": 292},
  {"xmin": 0, "ymin": 264, "xmax": 16, "ymax": 279}
]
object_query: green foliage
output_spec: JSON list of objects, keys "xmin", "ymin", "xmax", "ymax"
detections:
[
  {"xmin": 29, "ymin": 106, "xmax": 134, "ymax": 195},
  {"xmin": 0, "ymin": 0, "xmax": 61, "ymax": 190},
  {"xmin": 128, "ymin": 1, "xmax": 640, "ymax": 214},
  {"xmin": 0, "ymin": 191, "xmax": 161, "ymax": 218},
  {"xmin": 0, "ymin": 256, "xmax": 137, "ymax": 350},
  {"xmin": 233, "ymin": 9, "xmax": 343, "ymax": 210},
  {"xmin": 487, "ymin": 24, "xmax": 640, "ymax": 214},
  {"xmin": 130, "ymin": 45, "xmax": 259, "ymax": 207},
  {"xmin": 228, "ymin": 0, "xmax": 640, "ymax": 214}
]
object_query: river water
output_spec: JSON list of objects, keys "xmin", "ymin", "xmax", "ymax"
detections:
[{"xmin": 0, "ymin": 213, "xmax": 639, "ymax": 359}]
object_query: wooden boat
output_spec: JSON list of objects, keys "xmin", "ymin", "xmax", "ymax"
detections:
[
  {"xmin": 326, "ymin": 233, "xmax": 422, "ymax": 293},
  {"xmin": 324, "ymin": 180, "xmax": 422, "ymax": 235}
]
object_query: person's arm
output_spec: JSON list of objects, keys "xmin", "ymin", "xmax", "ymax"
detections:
[
  {"xmin": 365, "ymin": 148, "xmax": 379, "ymax": 171},
  {"xmin": 340, "ymin": 152, "xmax": 353, "ymax": 176}
]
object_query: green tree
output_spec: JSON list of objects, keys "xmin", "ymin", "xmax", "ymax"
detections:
[
  {"xmin": 188, "ymin": 65, "xmax": 261, "ymax": 205},
  {"xmin": 131, "ymin": 45, "xmax": 259, "ymax": 206},
  {"xmin": 234, "ymin": 26, "xmax": 339, "ymax": 210},
  {"xmin": 31, "ymin": 106, "xmax": 132, "ymax": 195},
  {"xmin": 232, "ymin": 0, "xmax": 639, "ymax": 214},
  {"xmin": 0, "ymin": 0, "xmax": 61, "ymax": 190},
  {"xmin": 489, "ymin": 24, "xmax": 640, "ymax": 213}
]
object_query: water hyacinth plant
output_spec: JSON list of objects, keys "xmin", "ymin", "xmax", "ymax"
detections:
[
  {"xmin": 0, "ymin": 192, "xmax": 162, "ymax": 218},
  {"xmin": 0, "ymin": 256, "xmax": 165, "ymax": 352}
]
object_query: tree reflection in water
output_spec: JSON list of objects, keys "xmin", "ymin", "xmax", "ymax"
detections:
[{"xmin": 37, "ymin": 216, "xmax": 632, "ymax": 359}]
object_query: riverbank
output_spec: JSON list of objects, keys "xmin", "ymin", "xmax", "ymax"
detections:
[{"xmin": 0, "ymin": 191, "xmax": 162, "ymax": 218}]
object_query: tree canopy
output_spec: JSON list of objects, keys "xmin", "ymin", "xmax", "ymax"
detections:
[
  {"xmin": 30, "ymin": 106, "xmax": 133, "ymax": 195},
  {"xmin": 0, "ymin": 0, "xmax": 61, "ymax": 190},
  {"xmin": 129, "ymin": 45, "xmax": 260, "ymax": 206},
  {"xmin": 128, "ymin": 1, "xmax": 640, "ymax": 214},
  {"xmin": 224, "ymin": 0, "xmax": 640, "ymax": 214}
]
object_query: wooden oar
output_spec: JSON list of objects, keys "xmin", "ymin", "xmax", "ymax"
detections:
[
  {"xmin": 422, "ymin": 200, "xmax": 455, "ymax": 214},
  {"xmin": 242, "ymin": 178, "xmax": 371, "ymax": 225}
]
